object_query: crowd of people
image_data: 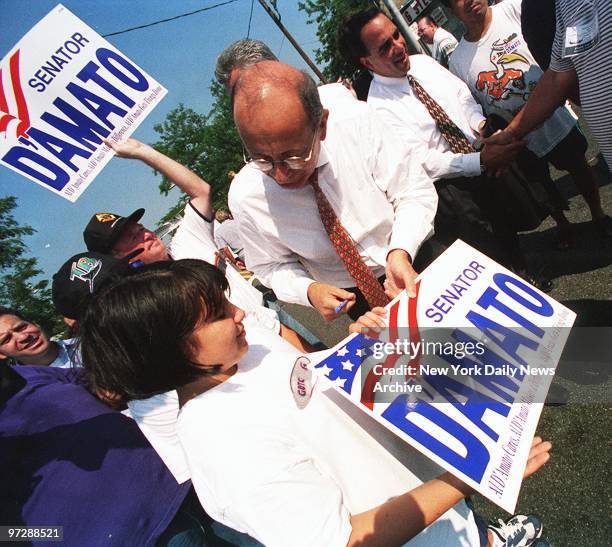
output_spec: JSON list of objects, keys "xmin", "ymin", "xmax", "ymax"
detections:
[{"xmin": 3, "ymin": 0, "xmax": 611, "ymax": 544}]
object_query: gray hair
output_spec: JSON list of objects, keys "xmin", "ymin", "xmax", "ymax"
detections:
[
  {"xmin": 298, "ymin": 71, "xmax": 323, "ymax": 129},
  {"xmin": 214, "ymin": 39, "xmax": 278, "ymax": 87}
]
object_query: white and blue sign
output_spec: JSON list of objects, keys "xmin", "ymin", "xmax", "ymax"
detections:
[
  {"xmin": 0, "ymin": 4, "xmax": 167, "ymax": 201},
  {"xmin": 312, "ymin": 240, "xmax": 575, "ymax": 513}
]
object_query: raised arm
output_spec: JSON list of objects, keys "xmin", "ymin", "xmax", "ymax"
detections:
[{"xmin": 104, "ymin": 137, "xmax": 213, "ymax": 220}]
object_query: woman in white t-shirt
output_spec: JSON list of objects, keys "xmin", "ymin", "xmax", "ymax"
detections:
[{"xmin": 81, "ymin": 259, "xmax": 551, "ymax": 547}]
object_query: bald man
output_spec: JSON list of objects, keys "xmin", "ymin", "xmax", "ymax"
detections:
[{"xmin": 228, "ymin": 62, "xmax": 438, "ymax": 321}]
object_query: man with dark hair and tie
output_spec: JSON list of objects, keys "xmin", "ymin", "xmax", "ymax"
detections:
[
  {"xmin": 337, "ymin": 7, "xmax": 555, "ymax": 291},
  {"xmin": 228, "ymin": 61, "xmax": 438, "ymax": 321}
]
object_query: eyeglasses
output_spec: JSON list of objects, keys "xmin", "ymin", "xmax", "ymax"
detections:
[{"xmin": 243, "ymin": 129, "xmax": 319, "ymax": 173}]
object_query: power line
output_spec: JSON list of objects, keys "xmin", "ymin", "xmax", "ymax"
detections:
[
  {"xmin": 278, "ymin": 34, "xmax": 286, "ymax": 56},
  {"xmin": 257, "ymin": 0, "xmax": 326, "ymax": 83},
  {"xmin": 246, "ymin": 0, "xmax": 255, "ymax": 38},
  {"xmin": 102, "ymin": 0, "xmax": 239, "ymax": 37}
]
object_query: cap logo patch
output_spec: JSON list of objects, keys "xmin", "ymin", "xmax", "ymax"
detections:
[
  {"xmin": 70, "ymin": 257, "xmax": 102, "ymax": 293},
  {"xmin": 96, "ymin": 213, "xmax": 118, "ymax": 223}
]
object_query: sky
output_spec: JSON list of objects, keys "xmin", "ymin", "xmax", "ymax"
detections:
[{"xmin": 0, "ymin": 0, "xmax": 322, "ymax": 280}]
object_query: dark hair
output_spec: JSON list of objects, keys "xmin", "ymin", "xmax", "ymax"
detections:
[
  {"xmin": 417, "ymin": 15, "xmax": 436, "ymax": 26},
  {"xmin": 80, "ymin": 259, "xmax": 229, "ymax": 401},
  {"xmin": 0, "ymin": 307, "xmax": 25, "ymax": 321},
  {"xmin": 352, "ymin": 69, "xmax": 373, "ymax": 101},
  {"xmin": 337, "ymin": 7, "xmax": 383, "ymax": 68},
  {"xmin": 215, "ymin": 39, "xmax": 278, "ymax": 87}
]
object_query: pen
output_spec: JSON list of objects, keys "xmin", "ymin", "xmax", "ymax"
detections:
[{"xmin": 334, "ymin": 299, "xmax": 350, "ymax": 314}]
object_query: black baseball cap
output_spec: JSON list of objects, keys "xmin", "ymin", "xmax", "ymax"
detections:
[
  {"xmin": 52, "ymin": 250, "xmax": 143, "ymax": 320},
  {"xmin": 83, "ymin": 208, "xmax": 145, "ymax": 253}
]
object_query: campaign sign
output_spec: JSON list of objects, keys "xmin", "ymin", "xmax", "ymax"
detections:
[
  {"xmin": 311, "ymin": 240, "xmax": 575, "ymax": 513},
  {"xmin": 0, "ymin": 4, "xmax": 167, "ymax": 201}
]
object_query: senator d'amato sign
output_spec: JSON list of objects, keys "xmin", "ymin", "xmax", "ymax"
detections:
[
  {"xmin": 312, "ymin": 240, "xmax": 576, "ymax": 513},
  {"xmin": 0, "ymin": 4, "xmax": 167, "ymax": 201}
]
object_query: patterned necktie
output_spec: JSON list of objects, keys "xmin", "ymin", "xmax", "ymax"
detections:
[
  {"xmin": 407, "ymin": 74, "xmax": 476, "ymax": 154},
  {"xmin": 310, "ymin": 171, "xmax": 389, "ymax": 309}
]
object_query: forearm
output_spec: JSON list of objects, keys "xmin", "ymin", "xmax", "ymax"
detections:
[
  {"xmin": 508, "ymin": 68, "xmax": 577, "ymax": 138},
  {"xmin": 348, "ymin": 472, "xmax": 473, "ymax": 546},
  {"xmin": 389, "ymin": 186, "xmax": 437, "ymax": 261},
  {"xmin": 134, "ymin": 144, "xmax": 212, "ymax": 216}
]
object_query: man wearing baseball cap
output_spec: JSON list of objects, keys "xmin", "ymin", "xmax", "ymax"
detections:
[
  {"xmin": 52, "ymin": 250, "xmax": 142, "ymax": 328},
  {"xmin": 0, "ymin": 251, "xmax": 143, "ymax": 370},
  {"xmin": 83, "ymin": 208, "xmax": 170, "ymax": 264}
]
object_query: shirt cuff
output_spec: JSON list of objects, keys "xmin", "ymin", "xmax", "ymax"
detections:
[
  {"xmin": 385, "ymin": 228, "xmax": 433, "ymax": 266},
  {"xmin": 461, "ymin": 152, "xmax": 482, "ymax": 177},
  {"xmin": 290, "ymin": 277, "xmax": 317, "ymax": 308},
  {"xmin": 470, "ymin": 115, "xmax": 486, "ymax": 135}
]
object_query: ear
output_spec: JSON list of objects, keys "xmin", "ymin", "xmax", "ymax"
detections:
[
  {"xmin": 63, "ymin": 317, "xmax": 77, "ymax": 330},
  {"xmin": 359, "ymin": 56, "xmax": 374, "ymax": 72},
  {"xmin": 319, "ymin": 109, "xmax": 329, "ymax": 141}
]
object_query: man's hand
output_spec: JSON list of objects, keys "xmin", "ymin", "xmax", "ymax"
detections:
[
  {"xmin": 385, "ymin": 249, "xmax": 417, "ymax": 299},
  {"xmin": 307, "ymin": 282, "xmax": 356, "ymax": 321},
  {"xmin": 348, "ymin": 307, "xmax": 387, "ymax": 335},
  {"xmin": 482, "ymin": 126, "xmax": 519, "ymax": 147},
  {"xmin": 480, "ymin": 140, "xmax": 525, "ymax": 177},
  {"xmin": 523, "ymin": 436, "xmax": 552, "ymax": 479},
  {"xmin": 104, "ymin": 136, "xmax": 212, "ymax": 217},
  {"xmin": 103, "ymin": 137, "xmax": 151, "ymax": 160}
]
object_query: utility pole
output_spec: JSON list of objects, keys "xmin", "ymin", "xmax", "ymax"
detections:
[
  {"xmin": 257, "ymin": 0, "xmax": 328, "ymax": 84},
  {"xmin": 380, "ymin": 0, "xmax": 423, "ymax": 54}
]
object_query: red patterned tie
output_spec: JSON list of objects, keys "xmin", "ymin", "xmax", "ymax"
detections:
[
  {"xmin": 310, "ymin": 171, "xmax": 389, "ymax": 309},
  {"xmin": 407, "ymin": 75, "xmax": 476, "ymax": 154}
]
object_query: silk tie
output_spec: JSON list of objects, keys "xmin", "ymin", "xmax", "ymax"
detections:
[
  {"xmin": 310, "ymin": 171, "xmax": 389, "ymax": 309},
  {"xmin": 407, "ymin": 74, "xmax": 476, "ymax": 154}
]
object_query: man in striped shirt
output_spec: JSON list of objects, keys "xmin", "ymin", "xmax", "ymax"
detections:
[{"xmin": 487, "ymin": 0, "xmax": 611, "ymax": 173}]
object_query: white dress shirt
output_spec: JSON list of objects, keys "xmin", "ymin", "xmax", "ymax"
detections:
[
  {"xmin": 178, "ymin": 338, "xmax": 479, "ymax": 547},
  {"xmin": 368, "ymin": 54, "xmax": 486, "ymax": 181},
  {"xmin": 169, "ymin": 202, "xmax": 279, "ymax": 332},
  {"xmin": 228, "ymin": 99, "xmax": 437, "ymax": 307}
]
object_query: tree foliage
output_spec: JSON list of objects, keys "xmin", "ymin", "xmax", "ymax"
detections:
[
  {"xmin": 152, "ymin": 80, "xmax": 243, "ymax": 224},
  {"xmin": 0, "ymin": 196, "xmax": 65, "ymax": 336},
  {"xmin": 0, "ymin": 196, "xmax": 34, "ymax": 269},
  {"xmin": 298, "ymin": 0, "xmax": 374, "ymax": 80}
]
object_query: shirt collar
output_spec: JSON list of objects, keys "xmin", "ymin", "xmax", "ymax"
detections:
[
  {"xmin": 316, "ymin": 141, "xmax": 330, "ymax": 169},
  {"xmin": 371, "ymin": 71, "xmax": 410, "ymax": 89}
]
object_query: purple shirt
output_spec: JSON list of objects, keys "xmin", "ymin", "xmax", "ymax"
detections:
[{"xmin": 0, "ymin": 366, "xmax": 190, "ymax": 546}]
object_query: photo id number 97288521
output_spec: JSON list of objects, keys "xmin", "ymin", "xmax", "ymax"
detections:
[{"xmin": 0, "ymin": 527, "xmax": 63, "ymax": 542}]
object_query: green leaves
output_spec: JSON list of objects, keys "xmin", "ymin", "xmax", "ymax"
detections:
[
  {"xmin": 0, "ymin": 196, "xmax": 65, "ymax": 336},
  {"xmin": 152, "ymin": 80, "xmax": 243, "ymax": 222},
  {"xmin": 298, "ymin": 0, "xmax": 373, "ymax": 80}
]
